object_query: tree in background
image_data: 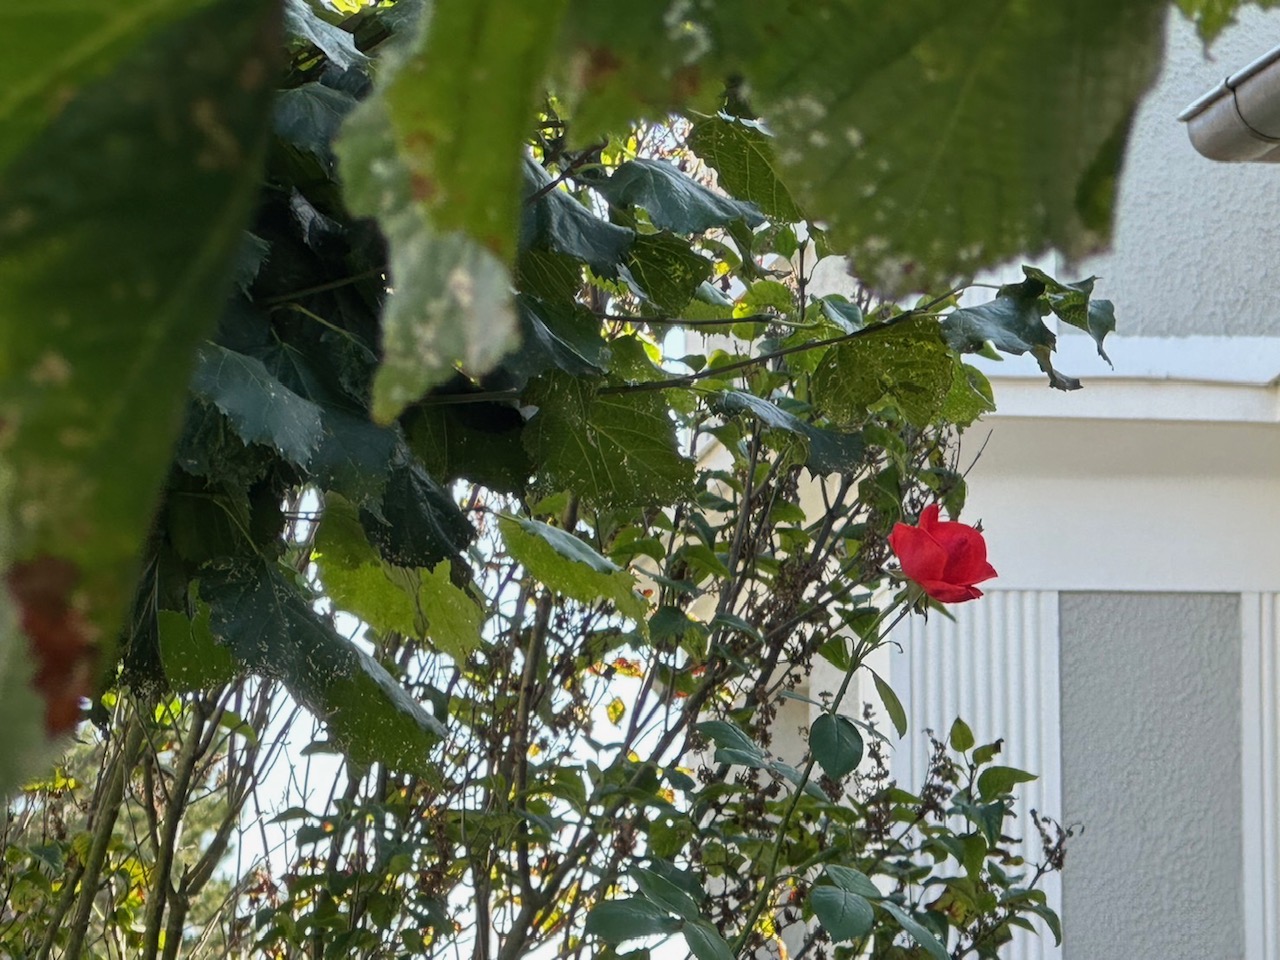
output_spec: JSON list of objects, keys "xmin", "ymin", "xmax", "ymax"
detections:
[{"xmin": 0, "ymin": 1, "xmax": 1254, "ymax": 957}]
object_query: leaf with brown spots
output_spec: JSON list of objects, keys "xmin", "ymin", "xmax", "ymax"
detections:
[
  {"xmin": 5, "ymin": 557, "xmax": 94, "ymax": 736},
  {"xmin": 0, "ymin": 0, "xmax": 279, "ymax": 676}
]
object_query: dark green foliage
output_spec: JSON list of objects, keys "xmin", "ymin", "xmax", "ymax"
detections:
[
  {"xmin": 596, "ymin": 158, "xmax": 765, "ymax": 233},
  {"xmin": 0, "ymin": 0, "xmax": 1141, "ymax": 952}
]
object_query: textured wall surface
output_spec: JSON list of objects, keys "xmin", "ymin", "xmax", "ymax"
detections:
[
  {"xmin": 1059, "ymin": 592, "xmax": 1242, "ymax": 960},
  {"xmin": 1070, "ymin": 9, "xmax": 1280, "ymax": 337}
]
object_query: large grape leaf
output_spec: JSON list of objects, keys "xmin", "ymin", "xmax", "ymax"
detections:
[
  {"xmin": 499, "ymin": 516, "xmax": 648, "ymax": 625},
  {"xmin": 508, "ymin": 294, "xmax": 611, "ymax": 381},
  {"xmin": 556, "ymin": 0, "xmax": 1169, "ymax": 291},
  {"xmin": 688, "ymin": 115, "xmax": 804, "ymax": 223},
  {"xmin": 308, "ymin": 408, "xmax": 399, "ymax": 511},
  {"xmin": 274, "ymin": 84, "xmax": 359, "ymax": 169},
  {"xmin": 316, "ymin": 494, "xmax": 421, "ymax": 638},
  {"xmin": 359, "ymin": 445, "xmax": 474, "ymax": 569},
  {"xmin": 315, "ymin": 494, "xmax": 484, "ymax": 662},
  {"xmin": 405, "ymin": 400, "xmax": 532, "ymax": 495},
  {"xmin": 522, "ymin": 373, "xmax": 695, "ymax": 509},
  {"xmin": 624, "ymin": 232, "xmax": 714, "ymax": 313},
  {"xmin": 594, "ymin": 159, "xmax": 764, "ymax": 234},
  {"xmin": 190, "ymin": 344, "xmax": 326, "ymax": 468},
  {"xmin": 0, "ymin": 0, "xmax": 278, "ymax": 659},
  {"xmin": 729, "ymin": 0, "xmax": 1168, "ymax": 290},
  {"xmin": 203, "ymin": 560, "xmax": 445, "ymax": 776},
  {"xmin": 0, "ymin": 0, "xmax": 216, "ymax": 170},
  {"xmin": 522, "ymin": 159, "xmax": 635, "ymax": 274},
  {"xmin": 811, "ymin": 317, "xmax": 955, "ymax": 428}
]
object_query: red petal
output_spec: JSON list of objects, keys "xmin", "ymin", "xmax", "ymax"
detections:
[
  {"xmin": 919, "ymin": 580, "xmax": 984, "ymax": 603},
  {"xmin": 889, "ymin": 522, "xmax": 948, "ymax": 583}
]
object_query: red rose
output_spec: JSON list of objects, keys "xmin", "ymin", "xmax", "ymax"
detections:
[{"xmin": 888, "ymin": 504, "xmax": 997, "ymax": 603}]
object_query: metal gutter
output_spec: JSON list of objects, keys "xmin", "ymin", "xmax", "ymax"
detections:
[{"xmin": 1179, "ymin": 42, "xmax": 1280, "ymax": 161}]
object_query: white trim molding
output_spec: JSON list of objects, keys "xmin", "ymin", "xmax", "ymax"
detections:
[{"xmin": 1242, "ymin": 592, "xmax": 1280, "ymax": 960}]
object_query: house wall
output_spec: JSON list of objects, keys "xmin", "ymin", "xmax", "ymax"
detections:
[{"xmin": 1059, "ymin": 592, "xmax": 1242, "ymax": 960}]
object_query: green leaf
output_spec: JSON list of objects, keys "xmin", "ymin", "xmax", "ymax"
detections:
[
  {"xmin": 523, "ymin": 373, "xmax": 694, "ymax": 509},
  {"xmin": 557, "ymin": 3, "xmax": 1167, "ymax": 289},
  {"xmin": 405, "ymin": 401, "xmax": 531, "ymax": 495},
  {"xmin": 0, "ymin": 0, "xmax": 278, "ymax": 650},
  {"xmin": 810, "ymin": 887, "xmax": 875, "ymax": 942},
  {"xmin": 624, "ymin": 232, "xmax": 714, "ymax": 313},
  {"xmin": 0, "ymin": 1, "xmax": 215, "ymax": 171},
  {"xmin": 949, "ymin": 717, "xmax": 975, "ymax": 752},
  {"xmin": 499, "ymin": 516, "xmax": 648, "ymax": 624},
  {"xmin": 203, "ymin": 560, "xmax": 445, "ymax": 777},
  {"xmin": 633, "ymin": 868, "xmax": 701, "ymax": 921},
  {"xmin": 940, "ymin": 362, "xmax": 996, "ymax": 429},
  {"xmin": 597, "ymin": 159, "xmax": 763, "ymax": 234},
  {"xmin": 190, "ymin": 344, "xmax": 325, "ymax": 467},
  {"xmin": 309, "ymin": 409, "xmax": 398, "ymax": 511},
  {"xmin": 810, "ymin": 714, "xmax": 864, "ymax": 780},
  {"xmin": 284, "ymin": 0, "xmax": 365, "ymax": 68},
  {"xmin": 713, "ymin": 390, "xmax": 864, "ymax": 474},
  {"xmin": 335, "ymin": 90, "xmax": 516, "ymax": 423},
  {"xmin": 972, "ymin": 739, "xmax": 1003, "ymax": 765},
  {"xmin": 360, "ymin": 446, "xmax": 474, "ymax": 569},
  {"xmin": 943, "ymin": 277, "xmax": 1080, "ymax": 391},
  {"xmin": 825, "ymin": 865, "xmax": 881, "ymax": 900},
  {"xmin": 819, "ymin": 296, "xmax": 865, "ymax": 333},
  {"xmin": 1027, "ymin": 902, "xmax": 1064, "ymax": 946},
  {"xmin": 517, "ymin": 248, "xmax": 584, "ymax": 302},
  {"xmin": 273, "ymin": 84, "xmax": 358, "ymax": 167},
  {"xmin": 509, "ymin": 294, "xmax": 610, "ymax": 381},
  {"xmin": 522, "ymin": 159, "xmax": 635, "ymax": 274},
  {"xmin": 584, "ymin": 898, "xmax": 681, "ymax": 943},
  {"xmin": 976, "ymin": 765, "xmax": 1038, "ymax": 801},
  {"xmin": 1174, "ymin": 0, "xmax": 1278, "ymax": 41},
  {"xmin": 734, "ymin": 1, "xmax": 1166, "ymax": 290},
  {"xmin": 812, "ymin": 317, "xmax": 955, "ymax": 427},
  {"xmin": 417, "ymin": 562, "xmax": 483, "ymax": 662},
  {"xmin": 315, "ymin": 493, "xmax": 420, "ymax": 638},
  {"xmin": 879, "ymin": 901, "xmax": 950, "ymax": 960},
  {"xmin": 689, "ymin": 115, "xmax": 803, "ymax": 223},
  {"xmin": 316, "ymin": 495, "xmax": 482, "ymax": 661},
  {"xmin": 696, "ymin": 719, "xmax": 762, "ymax": 759},
  {"xmin": 157, "ymin": 605, "xmax": 238, "ymax": 692},
  {"xmin": 380, "ymin": 0, "xmax": 566, "ymax": 261},
  {"xmin": 737, "ymin": 279, "xmax": 797, "ymax": 327},
  {"xmin": 871, "ymin": 670, "xmax": 907, "ymax": 738},
  {"xmin": 1022, "ymin": 266, "xmax": 1115, "ymax": 363},
  {"xmin": 682, "ymin": 920, "xmax": 734, "ymax": 960}
]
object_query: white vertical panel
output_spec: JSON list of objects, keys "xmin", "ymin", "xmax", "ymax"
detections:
[
  {"xmin": 889, "ymin": 590, "xmax": 1061, "ymax": 960},
  {"xmin": 1241, "ymin": 592, "xmax": 1280, "ymax": 960}
]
